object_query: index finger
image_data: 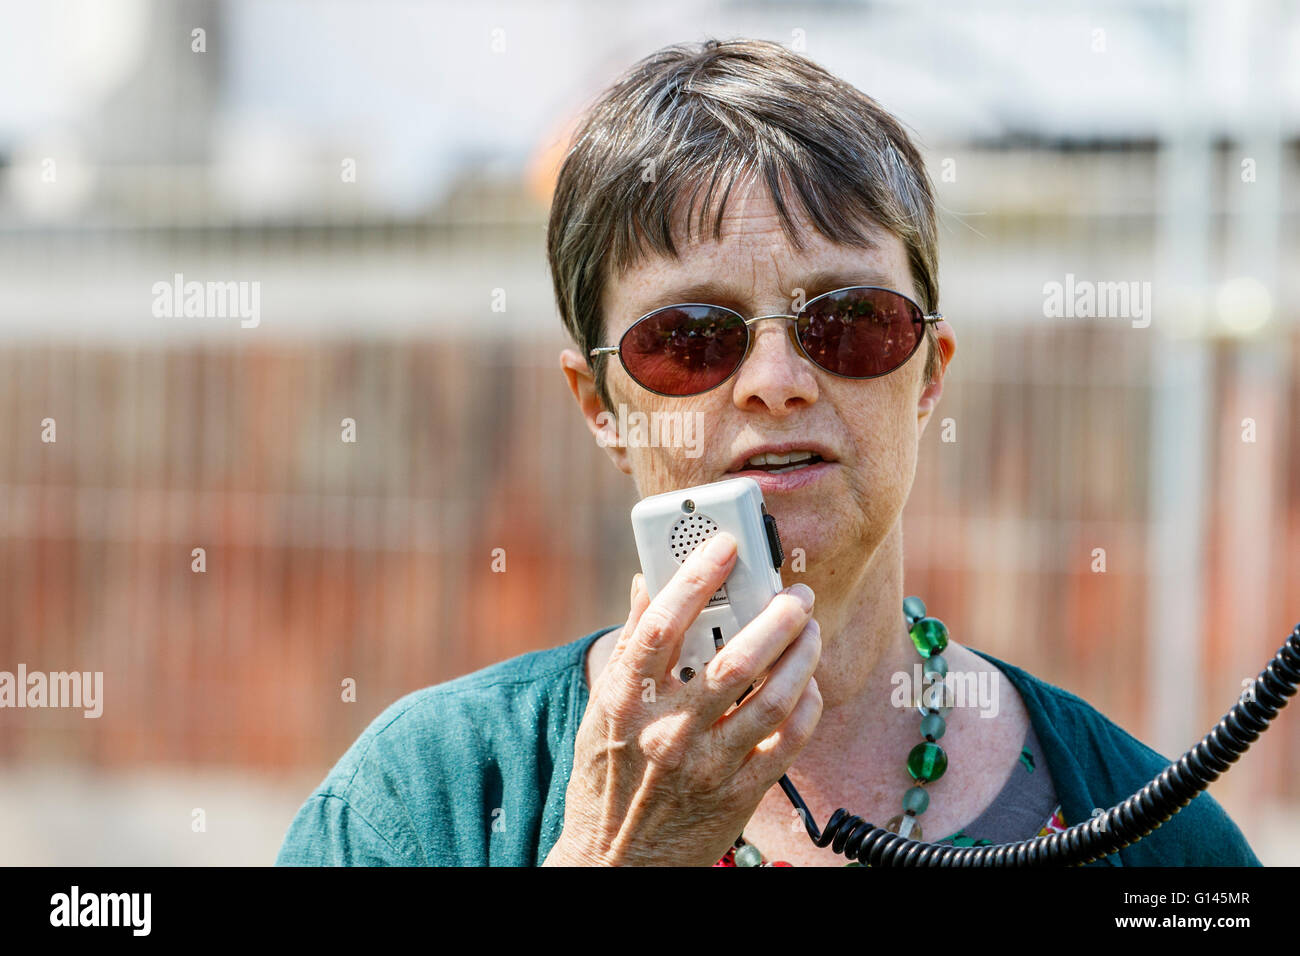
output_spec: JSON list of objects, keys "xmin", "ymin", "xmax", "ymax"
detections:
[{"xmin": 612, "ymin": 531, "xmax": 738, "ymax": 689}]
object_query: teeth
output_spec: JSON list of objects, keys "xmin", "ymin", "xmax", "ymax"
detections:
[{"xmin": 745, "ymin": 450, "xmax": 815, "ymax": 468}]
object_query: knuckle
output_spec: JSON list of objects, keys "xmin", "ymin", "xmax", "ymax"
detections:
[
  {"xmin": 684, "ymin": 739, "xmax": 731, "ymax": 794},
  {"xmin": 676, "ymin": 563, "xmax": 716, "ymax": 596},
  {"xmin": 708, "ymin": 648, "xmax": 755, "ymax": 688},
  {"xmin": 639, "ymin": 723, "xmax": 688, "ymax": 771},
  {"xmin": 604, "ymin": 684, "xmax": 644, "ymax": 724},
  {"xmin": 692, "ymin": 764, "xmax": 729, "ymax": 795},
  {"xmin": 756, "ymin": 688, "xmax": 795, "ymax": 727},
  {"xmin": 635, "ymin": 606, "xmax": 677, "ymax": 649}
]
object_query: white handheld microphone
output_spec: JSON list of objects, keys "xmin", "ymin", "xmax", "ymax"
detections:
[{"xmin": 630, "ymin": 477, "xmax": 785, "ymax": 683}]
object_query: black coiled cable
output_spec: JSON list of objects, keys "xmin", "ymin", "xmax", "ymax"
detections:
[{"xmin": 778, "ymin": 621, "xmax": 1300, "ymax": 866}]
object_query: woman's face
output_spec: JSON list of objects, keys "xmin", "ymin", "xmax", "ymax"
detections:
[{"xmin": 561, "ymin": 180, "xmax": 955, "ymax": 573}]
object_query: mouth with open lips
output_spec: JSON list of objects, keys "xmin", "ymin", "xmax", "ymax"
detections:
[{"xmin": 725, "ymin": 442, "xmax": 837, "ymax": 492}]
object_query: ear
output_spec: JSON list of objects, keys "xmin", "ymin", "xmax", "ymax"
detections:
[
  {"xmin": 916, "ymin": 321, "xmax": 956, "ymax": 438},
  {"xmin": 560, "ymin": 348, "xmax": 632, "ymax": 475}
]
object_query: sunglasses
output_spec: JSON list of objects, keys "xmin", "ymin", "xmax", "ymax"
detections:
[{"xmin": 589, "ymin": 285, "xmax": 943, "ymax": 397}]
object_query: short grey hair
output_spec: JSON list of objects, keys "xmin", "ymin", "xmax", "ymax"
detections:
[{"xmin": 547, "ymin": 37, "xmax": 940, "ymax": 409}]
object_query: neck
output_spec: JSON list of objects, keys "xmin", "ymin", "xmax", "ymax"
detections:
[{"xmin": 771, "ymin": 516, "xmax": 923, "ymax": 817}]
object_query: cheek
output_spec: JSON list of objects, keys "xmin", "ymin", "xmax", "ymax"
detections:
[
  {"xmin": 626, "ymin": 448, "xmax": 711, "ymax": 499},
  {"xmin": 620, "ymin": 397, "xmax": 720, "ymax": 495},
  {"xmin": 846, "ymin": 380, "xmax": 918, "ymax": 492}
]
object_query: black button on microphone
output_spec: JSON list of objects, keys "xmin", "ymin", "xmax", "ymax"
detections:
[{"xmin": 763, "ymin": 512, "xmax": 784, "ymax": 569}]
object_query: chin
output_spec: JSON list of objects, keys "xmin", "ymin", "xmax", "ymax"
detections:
[{"xmin": 764, "ymin": 504, "xmax": 844, "ymax": 573}]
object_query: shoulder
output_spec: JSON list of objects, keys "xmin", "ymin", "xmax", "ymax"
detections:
[
  {"xmin": 323, "ymin": 626, "xmax": 602, "ymax": 791},
  {"xmin": 968, "ymin": 648, "xmax": 1262, "ymax": 867},
  {"xmin": 275, "ymin": 626, "xmax": 615, "ymax": 866}
]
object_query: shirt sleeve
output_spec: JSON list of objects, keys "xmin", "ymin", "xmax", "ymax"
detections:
[
  {"xmin": 271, "ymin": 635, "xmax": 598, "ymax": 867},
  {"xmin": 271, "ymin": 681, "xmax": 509, "ymax": 867},
  {"xmin": 275, "ymin": 792, "xmax": 422, "ymax": 866}
]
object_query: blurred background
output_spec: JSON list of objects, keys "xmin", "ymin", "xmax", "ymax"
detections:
[{"xmin": 1, "ymin": 0, "xmax": 1297, "ymax": 865}]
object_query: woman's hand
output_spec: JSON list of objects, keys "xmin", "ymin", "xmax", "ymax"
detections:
[{"xmin": 543, "ymin": 532, "xmax": 823, "ymax": 866}]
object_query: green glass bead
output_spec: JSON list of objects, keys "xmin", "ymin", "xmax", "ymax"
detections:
[
  {"xmin": 908, "ymin": 616, "xmax": 949, "ymax": 659},
  {"xmin": 902, "ymin": 595, "xmax": 927, "ymax": 626},
  {"xmin": 902, "ymin": 786, "xmax": 930, "ymax": 814},
  {"xmin": 907, "ymin": 741, "xmax": 948, "ymax": 782},
  {"xmin": 920, "ymin": 712, "xmax": 947, "ymax": 741},
  {"xmin": 734, "ymin": 843, "xmax": 763, "ymax": 867},
  {"xmin": 923, "ymin": 654, "xmax": 947, "ymax": 678}
]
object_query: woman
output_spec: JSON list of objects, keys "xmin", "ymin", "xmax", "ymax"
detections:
[{"xmin": 275, "ymin": 38, "xmax": 1260, "ymax": 867}]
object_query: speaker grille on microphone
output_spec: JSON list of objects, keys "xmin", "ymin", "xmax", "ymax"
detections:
[{"xmin": 669, "ymin": 513, "xmax": 719, "ymax": 563}]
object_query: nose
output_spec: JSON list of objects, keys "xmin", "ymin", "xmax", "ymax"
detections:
[{"xmin": 730, "ymin": 315, "xmax": 819, "ymax": 415}]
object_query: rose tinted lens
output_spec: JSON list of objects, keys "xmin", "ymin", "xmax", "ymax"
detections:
[
  {"xmin": 620, "ymin": 306, "xmax": 747, "ymax": 395},
  {"xmin": 796, "ymin": 288, "xmax": 923, "ymax": 377}
]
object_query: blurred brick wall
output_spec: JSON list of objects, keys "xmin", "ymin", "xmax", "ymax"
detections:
[{"xmin": 2, "ymin": 325, "xmax": 1297, "ymax": 804}]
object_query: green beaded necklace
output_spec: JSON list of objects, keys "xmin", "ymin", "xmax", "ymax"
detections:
[{"xmin": 729, "ymin": 595, "xmax": 951, "ymax": 867}]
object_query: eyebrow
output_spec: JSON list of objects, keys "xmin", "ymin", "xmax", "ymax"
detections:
[{"xmin": 633, "ymin": 267, "xmax": 901, "ymax": 317}]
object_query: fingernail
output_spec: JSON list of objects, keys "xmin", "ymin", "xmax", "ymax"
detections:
[{"xmin": 787, "ymin": 583, "xmax": 814, "ymax": 610}]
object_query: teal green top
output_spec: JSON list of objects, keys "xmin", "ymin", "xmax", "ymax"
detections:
[{"xmin": 274, "ymin": 626, "xmax": 1263, "ymax": 867}]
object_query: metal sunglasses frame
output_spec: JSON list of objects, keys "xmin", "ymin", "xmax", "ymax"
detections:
[{"xmin": 589, "ymin": 284, "xmax": 944, "ymax": 397}]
